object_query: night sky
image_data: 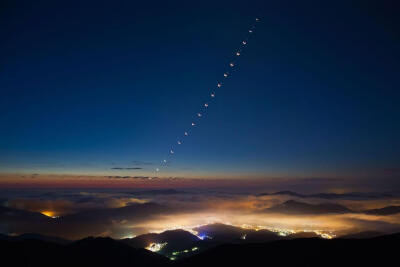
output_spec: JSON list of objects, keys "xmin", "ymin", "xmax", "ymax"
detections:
[{"xmin": 1, "ymin": 0, "xmax": 399, "ymax": 182}]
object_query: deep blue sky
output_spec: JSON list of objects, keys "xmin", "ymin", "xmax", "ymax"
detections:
[{"xmin": 1, "ymin": 0, "xmax": 399, "ymax": 178}]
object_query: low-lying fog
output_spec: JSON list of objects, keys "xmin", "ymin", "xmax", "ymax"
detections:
[{"xmin": 1, "ymin": 188, "xmax": 400, "ymax": 239}]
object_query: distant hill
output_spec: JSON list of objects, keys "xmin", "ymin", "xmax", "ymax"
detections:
[
  {"xmin": 258, "ymin": 191, "xmax": 398, "ymax": 200},
  {"xmin": 339, "ymin": 231, "xmax": 384, "ymax": 239},
  {"xmin": 0, "ymin": 233, "xmax": 70, "ymax": 244},
  {"xmin": 243, "ymin": 229, "xmax": 283, "ymax": 242},
  {"xmin": 258, "ymin": 197, "xmax": 400, "ymax": 216},
  {"xmin": 193, "ymin": 223, "xmax": 285, "ymax": 244},
  {"xmin": 264, "ymin": 200, "xmax": 352, "ymax": 214},
  {"xmin": 0, "ymin": 206, "xmax": 54, "ymax": 237},
  {"xmin": 0, "ymin": 202, "xmax": 171, "ymax": 240},
  {"xmin": 364, "ymin": 205, "xmax": 400, "ymax": 215},
  {"xmin": 0, "ymin": 206, "xmax": 50, "ymax": 222},
  {"xmin": 60, "ymin": 202, "xmax": 168, "ymax": 222},
  {"xmin": 122, "ymin": 229, "xmax": 200, "ymax": 254},
  {"xmin": 194, "ymin": 223, "xmax": 247, "ymax": 242}
]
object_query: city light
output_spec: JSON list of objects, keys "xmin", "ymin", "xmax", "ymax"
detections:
[{"xmin": 145, "ymin": 242, "xmax": 168, "ymax": 252}]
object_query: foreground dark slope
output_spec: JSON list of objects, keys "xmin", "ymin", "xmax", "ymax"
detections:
[
  {"xmin": 0, "ymin": 237, "xmax": 170, "ymax": 267},
  {"xmin": 178, "ymin": 234, "xmax": 400, "ymax": 267},
  {"xmin": 1, "ymin": 233, "xmax": 399, "ymax": 267}
]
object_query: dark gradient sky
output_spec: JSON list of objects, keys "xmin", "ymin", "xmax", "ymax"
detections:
[{"xmin": 1, "ymin": 0, "xmax": 399, "ymax": 180}]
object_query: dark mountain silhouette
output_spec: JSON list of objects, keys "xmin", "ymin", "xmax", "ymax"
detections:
[
  {"xmin": 0, "ymin": 202, "xmax": 171, "ymax": 240},
  {"xmin": 339, "ymin": 231, "xmax": 384, "ymax": 239},
  {"xmin": 259, "ymin": 191, "xmax": 398, "ymax": 200},
  {"xmin": 194, "ymin": 223, "xmax": 246, "ymax": 242},
  {"xmin": 0, "ymin": 236, "xmax": 169, "ymax": 267},
  {"xmin": 1, "ymin": 238, "xmax": 64, "ymax": 267},
  {"xmin": 264, "ymin": 200, "xmax": 352, "ymax": 214},
  {"xmin": 55, "ymin": 202, "xmax": 171, "ymax": 239},
  {"xmin": 0, "ymin": 206, "xmax": 50, "ymax": 222},
  {"xmin": 178, "ymin": 233, "xmax": 400, "ymax": 267},
  {"xmin": 0, "ymin": 206, "xmax": 54, "ymax": 236},
  {"xmin": 60, "ymin": 202, "xmax": 168, "ymax": 222},
  {"xmin": 286, "ymin": 231, "xmax": 323, "ymax": 239},
  {"xmin": 243, "ymin": 229, "xmax": 283, "ymax": 243},
  {"xmin": 0, "ymin": 232, "xmax": 70, "ymax": 244},
  {"xmin": 68, "ymin": 237, "xmax": 169, "ymax": 266},
  {"xmin": 122, "ymin": 229, "xmax": 200, "ymax": 254},
  {"xmin": 193, "ymin": 223, "xmax": 285, "ymax": 244},
  {"xmin": 364, "ymin": 205, "xmax": 400, "ymax": 215},
  {"xmin": 2, "ymin": 230, "xmax": 400, "ymax": 267}
]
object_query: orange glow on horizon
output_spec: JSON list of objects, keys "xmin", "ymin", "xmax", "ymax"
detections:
[
  {"xmin": 40, "ymin": 210, "xmax": 57, "ymax": 218},
  {"xmin": 0, "ymin": 173, "xmax": 301, "ymax": 189}
]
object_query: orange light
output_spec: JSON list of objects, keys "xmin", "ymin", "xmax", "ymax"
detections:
[{"xmin": 41, "ymin": 211, "xmax": 57, "ymax": 218}]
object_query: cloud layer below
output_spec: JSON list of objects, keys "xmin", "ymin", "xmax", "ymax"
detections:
[{"xmin": 1, "ymin": 187, "xmax": 400, "ymax": 240}]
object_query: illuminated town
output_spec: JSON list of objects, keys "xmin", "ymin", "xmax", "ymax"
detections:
[
  {"xmin": 143, "ymin": 222, "xmax": 337, "ymax": 260},
  {"xmin": 145, "ymin": 242, "xmax": 168, "ymax": 252}
]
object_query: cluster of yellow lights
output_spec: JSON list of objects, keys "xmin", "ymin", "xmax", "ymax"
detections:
[
  {"xmin": 240, "ymin": 224, "xmax": 336, "ymax": 239},
  {"xmin": 172, "ymin": 247, "xmax": 198, "ymax": 256},
  {"xmin": 145, "ymin": 242, "xmax": 168, "ymax": 252},
  {"xmin": 314, "ymin": 230, "xmax": 335, "ymax": 239},
  {"xmin": 170, "ymin": 247, "xmax": 199, "ymax": 260}
]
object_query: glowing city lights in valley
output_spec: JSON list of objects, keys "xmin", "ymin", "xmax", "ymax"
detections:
[
  {"xmin": 156, "ymin": 18, "xmax": 260, "ymax": 172},
  {"xmin": 145, "ymin": 221, "xmax": 336, "ymax": 260},
  {"xmin": 148, "ymin": 221, "xmax": 336, "ymax": 242},
  {"xmin": 145, "ymin": 242, "xmax": 168, "ymax": 252}
]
